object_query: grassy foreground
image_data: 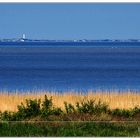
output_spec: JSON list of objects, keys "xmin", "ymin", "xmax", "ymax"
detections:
[
  {"xmin": 0, "ymin": 92, "xmax": 140, "ymax": 137},
  {"xmin": 0, "ymin": 122, "xmax": 140, "ymax": 137}
]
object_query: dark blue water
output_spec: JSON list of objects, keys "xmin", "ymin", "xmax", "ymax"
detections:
[{"xmin": 0, "ymin": 45, "xmax": 140, "ymax": 93}]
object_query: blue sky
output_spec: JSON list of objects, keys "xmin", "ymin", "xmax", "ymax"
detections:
[{"xmin": 0, "ymin": 3, "xmax": 140, "ymax": 40}]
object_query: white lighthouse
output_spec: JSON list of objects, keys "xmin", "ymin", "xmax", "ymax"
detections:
[
  {"xmin": 20, "ymin": 34, "xmax": 26, "ymax": 42},
  {"xmin": 22, "ymin": 34, "xmax": 26, "ymax": 39}
]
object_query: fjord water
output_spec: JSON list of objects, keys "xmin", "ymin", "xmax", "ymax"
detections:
[{"xmin": 0, "ymin": 45, "xmax": 140, "ymax": 93}]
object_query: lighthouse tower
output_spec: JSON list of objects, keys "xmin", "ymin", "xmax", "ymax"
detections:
[
  {"xmin": 20, "ymin": 34, "xmax": 26, "ymax": 42},
  {"xmin": 22, "ymin": 34, "xmax": 26, "ymax": 39}
]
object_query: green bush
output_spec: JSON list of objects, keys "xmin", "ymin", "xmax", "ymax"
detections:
[
  {"xmin": 131, "ymin": 106, "xmax": 140, "ymax": 115},
  {"xmin": 41, "ymin": 95, "xmax": 53, "ymax": 116},
  {"xmin": 0, "ymin": 111, "xmax": 13, "ymax": 121},
  {"xmin": 64, "ymin": 102, "xmax": 75, "ymax": 114},
  {"xmin": 111, "ymin": 108, "xmax": 133, "ymax": 118},
  {"xmin": 76, "ymin": 99, "xmax": 108, "ymax": 114},
  {"xmin": 0, "ymin": 111, "xmax": 2, "ymax": 120},
  {"xmin": 76, "ymin": 100, "xmax": 95, "ymax": 114},
  {"xmin": 41, "ymin": 95, "xmax": 63, "ymax": 116},
  {"xmin": 51, "ymin": 107, "xmax": 63, "ymax": 115},
  {"xmin": 17, "ymin": 98, "xmax": 41, "ymax": 119},
  {"xmin": 93, "ymin": 100, "xmax": 109, "ymax": 114}
]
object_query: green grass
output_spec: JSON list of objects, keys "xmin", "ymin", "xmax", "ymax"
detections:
[{"xmin": 0, "ymin": 122, "xmax": 140, "ymax": 137}]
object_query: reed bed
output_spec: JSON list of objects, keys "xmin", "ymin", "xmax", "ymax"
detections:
[{"xmin": 0, "ymin": 91, "xmax": 140, "ymax": 112}]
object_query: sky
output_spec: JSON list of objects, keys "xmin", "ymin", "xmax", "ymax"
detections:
[{"xmin": 0, "ymin": 3, "xmax": 140, "ymax": 40}]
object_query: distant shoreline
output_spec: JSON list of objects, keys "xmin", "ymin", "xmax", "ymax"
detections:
[{"xmin": 1, "ymin": 39, "xmax": 140, "ymax": 46}]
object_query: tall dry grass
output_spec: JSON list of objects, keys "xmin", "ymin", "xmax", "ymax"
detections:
[{"xmin": 0, "ymin": 91, "xmax": 140, "ymax": 112}]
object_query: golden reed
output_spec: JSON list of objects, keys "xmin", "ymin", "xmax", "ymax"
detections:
[{"xmin": 0, "ymin": 91, "xmax": 140, "ymax": 112}]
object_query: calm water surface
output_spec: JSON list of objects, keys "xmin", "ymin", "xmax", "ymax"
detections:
[{"xmin": 0, "ymin": 45, "xmax": 140, "ymax": 93}]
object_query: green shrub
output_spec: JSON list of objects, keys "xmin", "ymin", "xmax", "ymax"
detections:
[
  {"xmin": 111, "ymin": 108, "xmax": 134, "ymax": 118},
  {"xmin": 76, "ymin": 99, "xmax": 108, "ymax": 114},
  {"xmin": 41, "ymin": 95, "xmax": 53, "ymax": 116},
  {"xmin": 41, "ymin": 95, "xmax": 63, "ymax": 116},
  {"xmin": 51, "ymin": 107, "xmax": 63, "ymax": 115},
  {"xmin": 131, "ymin": 106, "xmax": 140, "ymax": 115},
  {"xmin": 0, "ymin": 111, "xmax": 2, "ymax": 120},
  {"xmin": 0, "ymin": 110, "xmax": 25, "ymax": 121},
  {"xmin": 17, "ymin": 98, "xmax": 41, "ymax": 119},
  {"xmin": 76, "ymin": 100, "xmax": 95, "ymax": 114},
  {"xmin": 0, "ymin": 111, "xmax": 13, "ymax": 121},
  {"xmin": 64, "ymin": 102, "xmax": 75, "ymax": 114},
  {"xmin": 94, "ymin": 100, "xmax": 109, "ymax": 114}
]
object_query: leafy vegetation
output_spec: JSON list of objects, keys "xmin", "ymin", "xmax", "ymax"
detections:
[
  {"xmin": 64, "ymin": 102, "xmax": 75, "ymax": 114},
  {"xmin": 17, "ymin": 99, "xmax": 41, "ymax": 119},
  {"xmin": 110, "ymin": 106, "xmax": 140, "ymax": 118},
  {"xmin": 110, "ymin": 108, "xmax": 133, "ymax": 118},
  {"xmin": 41, "ymin": 95, "xmax": 63, "ymax": 117},
  {"xmin": 0, "ymin": 95, "xmax": 140, "ymax": 136},
  {"xmin": 0, "ymin": 95, "xmax": 140, "ymax": 121},
  {"xmin": 76, "ymin": 99, "xmax": 109, "ymax": 114}
]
